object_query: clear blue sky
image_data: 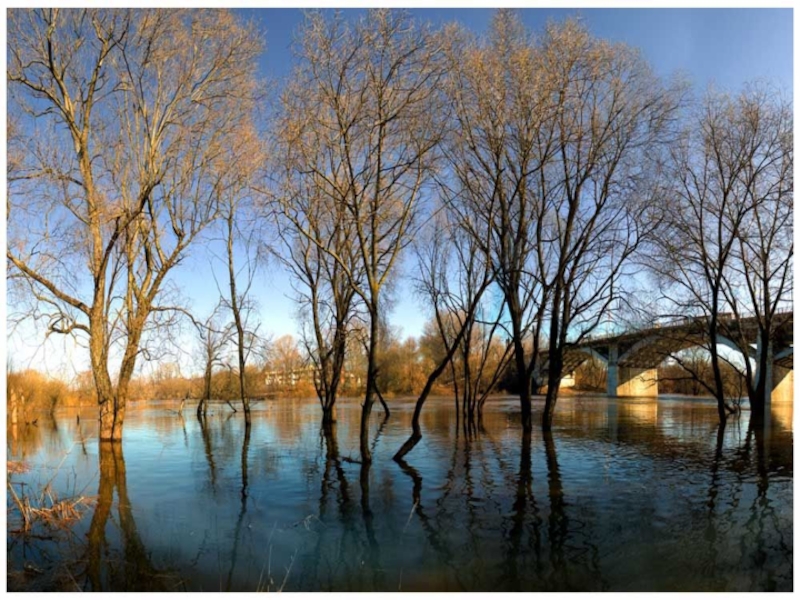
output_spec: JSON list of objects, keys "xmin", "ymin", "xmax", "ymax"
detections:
[{"xmin": 9, "ymin": 8, "xmax": 793, "ymax": 378}]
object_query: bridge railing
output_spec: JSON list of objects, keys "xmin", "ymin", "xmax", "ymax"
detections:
[{"xmin": 572, "ymin": 308, "xmax": 793, "ymax": 350}]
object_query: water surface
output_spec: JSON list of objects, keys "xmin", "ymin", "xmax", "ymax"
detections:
[{"xmin": 6, "ymin": 394, "xmax": 793, "ymax": 591}]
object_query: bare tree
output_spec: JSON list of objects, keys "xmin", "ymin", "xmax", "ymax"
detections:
[
  {"xmin": 272, "ymin": 125, "xmax": 363, "ymax": 425},
  {"xmin": 650, "ymin": 85, "xmax": 792, "ymax": 422},
  {"xmin": 416, "ymin": 207, "xmax": 510, "ymax": 430},
  {"xmin": 393, "ymin": 212, "xmax": 493, "ymax": 461},
  {"xmin": 7, "ymin": 9, "xmax": 262, "ymax": 440},
  {"xmin": 191, "ymin": 302, "xmax": 233, "ymax": 419},
  {"xmin": 723, "ymin": 87, "xmax": 793, "ymax": 419},
  {"xmin": 220, "ymin": 139, "xmax": 265, "ymax": 426},
  {"xmin": 536, "ymin": 19, "xmax": 682, "ymax": 430},
  {"xmin": 443, "ymin": 12, "xmax": 681, "ymax": 432},
  {"xmin": 271, "ymin": 9, "xmax": 446, "ymax": 463},
  {"xmin": 267, "ymin": 334, "xmax": 307, "ymax": 375},
  {"xmin": 441, "ymin": 11, "xmax": 557, "ymax": 433}
]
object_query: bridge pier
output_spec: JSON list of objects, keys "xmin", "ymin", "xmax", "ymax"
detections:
[
  {"xmin": 606, "ymin": 344, "xmax": 658, "ymax": 397},
  {"xmin": 617, "ymin": 367, "xmax": 659, "ymax": 397},
  {"xmin": 771, "ymin": 366, "xmax": 793, "ymax": 404},
  {"xmin": 535, "ymin": 372, "xmax": 576, "ymax": 395},
  {"xmin": 607, "ymin": 346, "xmax": 619, "ymax": 397},
  {"xmin": 754, "ymin": 337, "xmax": 794, "ymax": 408}
]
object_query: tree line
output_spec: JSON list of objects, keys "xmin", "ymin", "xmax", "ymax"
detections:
[{"xmin": 7, "ymin": 9, "xmax": 792, "ymax": 460}]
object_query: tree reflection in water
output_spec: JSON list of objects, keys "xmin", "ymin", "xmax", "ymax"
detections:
[
  {"xmin": 225, "ymin": 420, "xmax": 251, "ymax": 591},
  {"xmin": 391, "ymin": 427, "xmax": 606, "ymax": 591},
  {"xmin": 198, "ymin": 414, "xmax": 218, "ymax": 495},
  {"xmin": 503, "ymin": 430, "xmax": 540, "ymax": 589},
  {"xmin": 304, "ymin": 419, "xmax": 388, "ymax": 591},
  {"xmin": 83, "ymin": 442, "xmax": 178, "ymax": 591},
  {"xmin": 741, "ymin": 414, "xmax": 791, "ymax": 592},
  {"xmin": 6, "ymin": 397, "xmax": 793, "ymax": 592}
]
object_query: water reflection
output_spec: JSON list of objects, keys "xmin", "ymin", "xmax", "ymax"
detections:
[
  {"xmin": 225, "ymin": 420, "xmax": 251, "ymax": 591},
  {"xmin": 6, "ymin": 396, "xmax": 793, "ymax": 592},
  {"xmin": 504, "ymin": 431, "xmax": 536, "ymax": 590},
  {"xmin": 199, "ymin": 415, "xmax": 218, "ymax": 495},
  {"xmin": 84, "ymin": 442, "xmax": 177, "ymax": 591}
]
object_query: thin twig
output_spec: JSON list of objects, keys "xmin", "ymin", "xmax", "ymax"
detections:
[{"xmin": 278, "ymin": 550, "xmax": 297, "ymax": 592}]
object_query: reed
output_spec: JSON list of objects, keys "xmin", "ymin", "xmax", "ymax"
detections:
[{"xmin": 7, "ymin": 463, "xmax": 94, "ymax": 534}]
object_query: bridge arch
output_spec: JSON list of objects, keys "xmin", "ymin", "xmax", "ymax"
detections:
[
  {"xmin": 617, "ymin": 333, "xmax": 751, "ymax": 368},
  {"xmin": 599, "ymin": 331, "xmax": 792, "ymax": 401},
  {"xmin": 535, "ymin": 314, "xmax": 793, "ymax": 403}
]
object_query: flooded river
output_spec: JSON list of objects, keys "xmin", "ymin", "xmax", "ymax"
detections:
[{"xmin": 6, "ymin": 394, "xmax": 793, "ymax": 591}]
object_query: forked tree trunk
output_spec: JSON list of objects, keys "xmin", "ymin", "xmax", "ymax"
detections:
[{"xmin": 99, "ymin": 394, "xmax": 127, "ymax": 441}]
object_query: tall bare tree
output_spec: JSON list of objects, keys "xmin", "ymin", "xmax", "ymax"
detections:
[
  {"xmin": 441, "ymin": 11, "xmax": 553, "ymax": 433},
  {"xmin": 220, "ymin": 135, "xmax": 265, "ymax": 426},
  {"xmin": 272, "ymin": 9, "xmax": 446, "ymax": 463},
  {"xmin": 537, "ymin": 19, "xmax": 682, "ymax": 430},
  {"xmin": 273, "ymin": 131, "xmax": 363, "ymax": 425},
  {"xmin": 650, "ymin": 85, "xmax": 792, "ymax": 422},
  {"xmin": 444, "ymin": 12, "xmax": 681, "ymax": 431},
  {"xmin": 7, "ymin": 9, "xmax": 262, "ymax": 440},
  {"xmin": 393, "ymin": 209, "xmax": 494, "ymax": 460},
  {"xmin": 416, "ymin": 206, "xmax": 510, "ymax": 429}
]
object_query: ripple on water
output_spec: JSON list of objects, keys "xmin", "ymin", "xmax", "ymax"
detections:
[{"xmin": 6, "ymin": 395, "xmax": 793, "ymax": 592}]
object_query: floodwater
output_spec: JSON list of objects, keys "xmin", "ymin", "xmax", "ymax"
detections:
[{"xmin": 7, "ymin": 394, "xmax": 793, "ymax": 592}]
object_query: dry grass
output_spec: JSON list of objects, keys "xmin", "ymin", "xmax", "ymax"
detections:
[
  {"xmin": 7, "ymin": 460, "xmax": 30, "ymax": 474},
  {"xmin": 8, "ymin": 480, "xmax": 95, "ymax": 534},
  {"xmin": 8, "ymin": 442, "xmax": 94, "ymax": 535}
]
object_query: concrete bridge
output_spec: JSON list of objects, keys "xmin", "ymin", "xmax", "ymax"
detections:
[{"xmin": 538, "ymin": 312, "xmax": 793, "ymax": 404}]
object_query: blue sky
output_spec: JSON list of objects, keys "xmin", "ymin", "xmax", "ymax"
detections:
[
  {"xmin": 8, "ymin": 8, "xmax": 793, "ymax": 378},
  {"xmin": 242, "ymin": 8, "xmax": 793, "ymax": 88}
]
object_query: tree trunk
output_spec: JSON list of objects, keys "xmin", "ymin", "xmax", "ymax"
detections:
[
  {"xmin": 542, "ymin": 350, "xmax": 564, "ymax": 431},
  {"xmin": 708, "ymin": 312, "xmax": 730, "ymax": 424},
  {"xmin": 375, "ymin": 385, "xmax": 390, "ymax": 418},
  {"xmin": 748, "ymin": 331, "xmax": 771, "ymax": 421},
  {"xmin": 95, "ymin": 318, "xmax": 140, "ymax": 441},
  {"xmin": 393, "ymin": 403, "xmax": 423, "ymax": 462},
  {"xmin": 91, "ymin": 315, "xmax": 122, "ymax": 441},
  {"xmin": 512, "ymin": 329, "xmax": 532, "ymax": 432},
  {"xmin": 322, "ymin": 420, "xmax": 339, "ymax": 460},
  {"xmin": 112, "ymin": 403, "xmax": 125, "ymax": 441},
  {"xmin": 99, "ymin": 396, "xmax": 116, "ymax": 441},
  {"xmin": 322, "ymin": 403, "xmax": 337, "ymax": 425},
  {"xmin": 360, "ymin": 308, "xmax": 380, "ymax": 464},
  {"xmin": 98, "ymin": 396, "xmax": 125, "ymax": 441},
  {"xmin": 542, "ymin": 385, "xmax": 557, "ymax": 431},
  {"xmin": 394, "ymin": 314, "xmax": 473, "ymax": 461},
  {"xmin": 506, "ymin": 286, "xmax": 535, "ymax": 434}
]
